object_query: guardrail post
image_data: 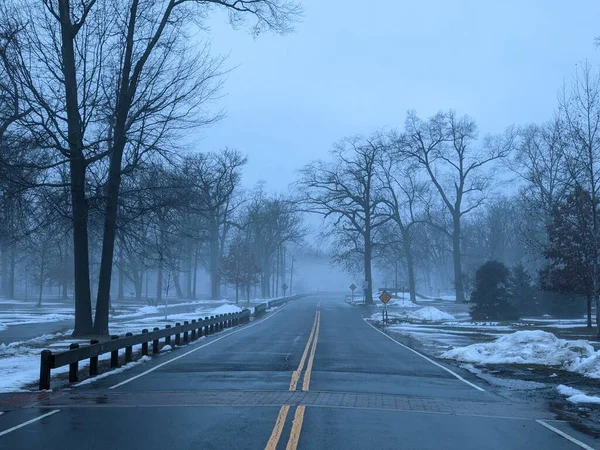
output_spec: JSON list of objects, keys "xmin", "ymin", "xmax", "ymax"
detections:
[
  {"xmin": 69, "ymin": 343, "xmax": 79, "ymax": 382},
  {"xmin": 183, "ymin": 321, "xmax": 189, "ymax": 343},
  {"xmin": 165, "ymin": 325, "xmax": 171, "ymax": 346},
  {"xmin": 204, "ymin": 317, "xmax": 209, "ymax": 335},
  {"xmin": 110, "ymin": 335, "xmax": 119, "ymax": 368},
  {"xmin": 175, "ymin": 323, "xmax": 181, "ymax": 346},
  {"xmin": 90, "ymin": 339, "xmax": 99, "ymax": 376},
  {"xmin": 153, "ymin": 327, "xmax": 160, "ymax": 353},
  {"xmin": 191, "ymin": 320, "xmax": 197, "ymax": 340},
  {"xmin": 39, "ymin": 350, "xmax": 52, "ymax": 390},
  {"xmin": 210, "ymin": 316, "xmax": 215, "ymax": 334},
  {"xmin": 141, "ymin": 329, "xmax": 149, "ymax": 356},
  {"xmin": 125, "ymin": 332, "xmax": 133, "ymax": 363}
]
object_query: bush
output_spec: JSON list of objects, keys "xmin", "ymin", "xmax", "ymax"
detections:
[
  {"xmin": 470, "ymin": 261, "xmax": 519, "ymax": 321},
  {"xmin": 509, "ymin": 264, "xmax": 540, "ymax": 317}
]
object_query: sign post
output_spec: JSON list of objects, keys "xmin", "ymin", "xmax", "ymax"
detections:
[
  {"xmin": 282, "ymin": 283, "xmax": 288, "ymax": 298},
  {"xmin": 379, "ymin": 291, "xmax": 392, "ymax": 329},
  {"xmin": 349, "ymin": 283, "xmax": 356, "ymax": 303}
]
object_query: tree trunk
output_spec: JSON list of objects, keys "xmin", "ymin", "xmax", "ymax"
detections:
[
  {"xmin": 192, "ymin": 243, "xmax": 199, "ymax": 300},
  {"xmin": 235, "ymin": 284, "xmax": 239, "ymax": 304},
  {"xmin": 70, "ymin": 158, "xmax": 94, "ymax": 336},
  {"xmin": 402, "ymin": 232, "xmax": 417, "ymax": 304},
  {"xmin": 38, "ymin": 254, "xmax": 44, "ymax": 307},
  {"xmin": 174, "ymin": 270, "xmax": 184, "ymax": 299},
  {"xmin": 452, "ymin": 214, "xmax": 466, "ymax": 303},
  {"xmin": 586, "ymin": 295, "xmax": 592, "ymax": 328},
  {"xmin": 1, "ymin": 246, "xmax": 7, "ymax": 298},
  {"xmin": 364, "ymin": 228, "xmax": 374, "ymax": 305},
  {"xmin": 209, "ymin": 220, "xmax": 221, "ymax": 299},
  {"xmin": 156, "ymin": 263, "xmax": 163, "ymax": 306},
  {"xmin": 8, "ymin": 242, "xmax": 15, "ymax": 299},
  {"xmin": 58, "ymin": 0, "xmax": 94, "ymax": 336},
  {"xmin": 61, "ymin": 282, "xmax": 68, "ymax": 300},
  {"xmin": 134, "ymin": 271, "xmax": 143, "ymax": 301},
  {"xmin": 186, "ymin": 242, "xmax": 193, "ymax": 299}
]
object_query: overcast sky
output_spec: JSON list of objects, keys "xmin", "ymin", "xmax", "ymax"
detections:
[{"xmin": 194, "ymin": 0, "xmax": 600, "ymax": 192}]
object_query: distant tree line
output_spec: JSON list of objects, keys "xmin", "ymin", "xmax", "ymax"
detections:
[{"xmin": 299, "ymin": 61, "xmax": 600, "ymax": 336}]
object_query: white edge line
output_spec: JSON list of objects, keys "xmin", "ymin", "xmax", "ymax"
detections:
[
  {"xmin": 364, "ymin": 319, "xmax": 486, "ymax": 392},
  {"xmin": 0, "ymin": 410, "xmax": 60, "ymax": 438},
  {"xmin": 108, "ymin": 307, "xmax": 286, "ymax": 390},
  {"xmin": 536, "ymin": 419, "xmax": 596, "ymax": 450}
]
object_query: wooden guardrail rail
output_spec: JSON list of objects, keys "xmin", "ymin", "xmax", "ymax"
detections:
[{"xmin": 39, "ymin": 310, "xmax": 250, "ymax": 390}]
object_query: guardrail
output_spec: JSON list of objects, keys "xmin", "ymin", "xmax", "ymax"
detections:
[{"xmin": 39, "ymin": 310, "xmax": 250, "ymax": 390}]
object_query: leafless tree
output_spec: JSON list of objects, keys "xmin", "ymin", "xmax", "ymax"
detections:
[
  {"xmin": 299, "ymin": 135, "xmax": 389, "ymax": 304},
  {"xmin": 398, "ymin": 110, "xmax": 514, "ymax": 303}
]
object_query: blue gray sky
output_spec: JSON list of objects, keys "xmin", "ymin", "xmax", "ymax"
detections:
[{"xmin": 197, "ymin": 0, "xmax": 600, "ymax": 192}]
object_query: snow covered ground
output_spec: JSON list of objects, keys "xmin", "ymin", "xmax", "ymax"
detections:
[
  {"xmin": 0, "ymin": 302, "xmax": 247, "ymax": 393},
  {"xmin": 442, "ymin": 330, "xmax": 600, "ymax": 380}
]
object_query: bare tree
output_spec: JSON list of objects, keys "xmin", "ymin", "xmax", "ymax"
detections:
[
  {"xmin": 378, "ymin": 146, "xmax": 428, "ymax": 303},
  {"xmin": 299, "ymin": 135, "xmax": 389, "ymax": 304},
  {"xmin": 399, "ymin": 110, "xmax": 514, "ymax": 303},
  {"xmin": 183, "ymin": 149, "xmax": 246, "ymax": 299}
]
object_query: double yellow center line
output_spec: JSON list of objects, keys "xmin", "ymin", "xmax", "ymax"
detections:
[{"xmin": 265, "ymin": 310, "xmax": 321, "ymax": 450}]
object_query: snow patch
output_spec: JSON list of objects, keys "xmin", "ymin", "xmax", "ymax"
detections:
[
  {"xmin": 211, "ymin": 304, "xmax": 243, "ymax": 315},
  {"xmin": 407, "ymin": 307, "xmax": 456, "ymax": 322},
  {"xmin": 161, "ymin": 345, "xmax": 172, "ymax": 352},
  {"xmin": 0, "ymin": 322, "xmax": 6, "ymax": 331},
  {"xmin": 115, "ymin": 305, "xmax": 160, "ymax": 319},
  {"xmin": 557, "ymin": 384, "xmax": 600, "ymax": 404},
  {"xmin": 442, "ymin": 330, "xmax": 600, "ymax": 379}
]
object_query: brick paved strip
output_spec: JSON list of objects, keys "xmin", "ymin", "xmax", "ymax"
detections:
[{"xmin": 11, "ymin": 390, "xmax": 554, "ymax": 420}]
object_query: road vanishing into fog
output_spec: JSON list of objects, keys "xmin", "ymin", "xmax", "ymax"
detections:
[{"xmin": 0, "ymin": 295, "xmax": 598, "ymax": 449}]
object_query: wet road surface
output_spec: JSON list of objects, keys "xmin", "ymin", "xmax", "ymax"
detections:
[{"xmin": 0, "ymin": 295, "xmax": 598, "ymax": 449}]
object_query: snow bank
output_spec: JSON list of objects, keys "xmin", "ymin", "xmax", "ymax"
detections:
[
  {"xmin": 115, "ymin": 305, "xmax": 160, "ymax": 319},
  {"xmin": 377, "ymin": 299, "xmax": 420, "ymax": 308},
  {"xmin": 211, "ymin": 304, "xmax": 243, "ymax": 315},
  {"xmin": 0, "ymin": 322, "xmax": 6, "ymax": 331},
  {"xmin": 442, "ymin": 330, "xmax": 600, "ymax": 379},
  {"xmin": 557, "ymin": 385, "xmax": 600, "ymax": 404},
  {"xmin": 407, "ymin": 307, "xmax": 456, "ymax": 322}
]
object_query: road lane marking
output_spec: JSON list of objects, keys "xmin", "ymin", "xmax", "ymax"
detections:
[
  {"xmin": 109, "ymin": 306, "xmax": 286, "ymax": 389},
  {"xmin": 285, "ymin": 406, "xmax": 305, "ymax": 450},
  {"xmin": 265, "ymin": 309, "xmax": 320, "ymax": 449},
  {"xmin": 302, "ymin": 311, "xmax": 321, "ymax": 391},
  {"xmin": 0, "ymin": 410, "xmax": 60, "ymax": 438},
  {"xmin": 289, "ymin": 312, "xmax": 319, "ymax": 391},
  {"xmin": 364, "ymin": 319, "xmax": 486, "ymax": 392},
  {"xmin": 535, "ymin": 420, "xmax": 595, "ymax": 450},
  {"xmin": 265, "ymin": 405, "xmax": 290, "ymax": 450}
]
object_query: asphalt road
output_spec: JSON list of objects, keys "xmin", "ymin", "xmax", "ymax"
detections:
[{"xmin": 0, "ymin": 294, "xmax": 598, "ymax": 449}]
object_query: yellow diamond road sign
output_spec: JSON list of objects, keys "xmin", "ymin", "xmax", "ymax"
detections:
[
  {"xmin": 350, "ymin": 283, "xmax": 356, "ymax": 291},
  {"xmin": 379, "ymin": 291, "xmax": 392, "ymax": 304}
]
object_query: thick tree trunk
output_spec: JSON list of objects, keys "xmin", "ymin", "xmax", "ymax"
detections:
[
  {"xmin": 70, "ymin": 158, "xmax": 94, "ymax": 336},
  {"xmin": 186, "ymin": 242, "xmax": 193, "ymax": 299},
  {"xmin": 61, "ymin": 282, "xmax": 68, "ymax": 300},
  {"xmin": 402, "ymin": 232, "xmax": 417, "ymax": 304},
  {"xmin": 587, "ymin": 295, "xmax": 592, "ymax": 328},
  {"xmin": 134, "ymin": 271, "xmax": 143, "ymax": 301},
  {"xmin": 209, "ymin": 220, "xmax": 220, "ymax": 299},
  {"xmin": 58, "ymin": 0, "xmax": 94, "ymax": 336},
  {"xmin": 452, "ymin": 215, "xmax": 466, "ymax": 304}
]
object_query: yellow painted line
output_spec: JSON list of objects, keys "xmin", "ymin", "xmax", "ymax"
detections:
[
  {"xmin": 285, "ymin": 405, "xmax": 306, "ymax": 450},
  {"xmin": 301, "ymin": 311, "xmax": 321, "ymax": 391},
  {"xmin": 265, "ymin": 405, "xmax": 290, "ymax": 450},
  {"xmin": 289, "ymin": 311, "xmax": 319, "ymax": 391},
  {"xmin": 265, "ymin": 309, "xmax": 320, "ymax": 450}
]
